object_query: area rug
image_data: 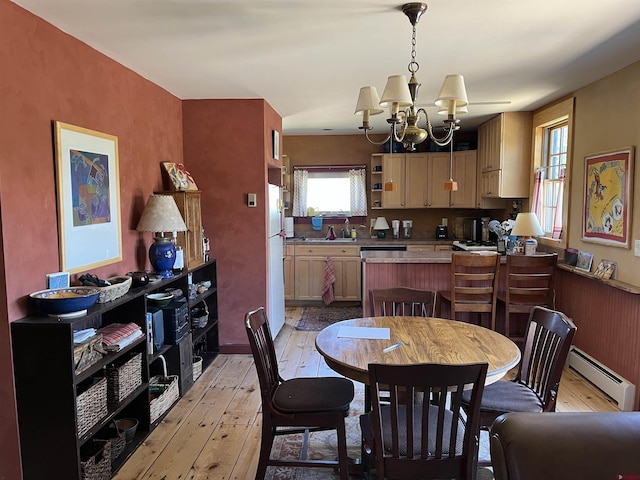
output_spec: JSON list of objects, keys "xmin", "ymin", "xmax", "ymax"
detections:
[{"xmin": 294, "ymin": 306, "xmax": 363, "ymax": 331}]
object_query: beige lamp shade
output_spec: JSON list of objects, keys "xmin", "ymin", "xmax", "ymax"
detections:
[
  {"xmin": 373, "ymin": 217, "xmax": 390, "ymax": 230},
  {"xmin": 511, "ymin": 212, "xmax": 544, "ymax": 237},
  {"xmin": 136, "ymin": 194, "xmax": 187, "ymax": 233},
  {"xmin": 354, "ymin": 86, "xmax": 384, "ymax": 116},
  {"xmin": 380, "ymin": 75, "xmax": 413, "ymax": 108},
  {"xmin": 434, "ymin": 74, "xmax": 469, "ymax": 108}
]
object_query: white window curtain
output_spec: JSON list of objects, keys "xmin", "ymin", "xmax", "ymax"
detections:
[
  {"xmin": 292, "ymin": 169, "xmax": 308, "ymax": 217},
  {"xmin": 349, "ymin": 168, "xmax": 368, "ymax": 216},
  {"xmin": 552, "ymin": 166, "xmax": 566, "ymax": 239}
]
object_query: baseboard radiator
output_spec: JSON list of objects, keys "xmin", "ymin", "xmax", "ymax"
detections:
[{"xmin": 567, "ymin": 347, "xmax": 635, "ymax": 411}]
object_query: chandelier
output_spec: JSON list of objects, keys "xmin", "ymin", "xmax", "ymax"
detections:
[{"xmin": 354, "ymin": 3, "xmax": 468, "ymax": 152}]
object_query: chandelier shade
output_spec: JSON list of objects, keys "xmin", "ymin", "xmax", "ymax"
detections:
[{"xmin": 380, "ymin": 75, "xmax": 413, "ymax": 109}]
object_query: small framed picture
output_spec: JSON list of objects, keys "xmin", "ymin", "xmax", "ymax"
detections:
[
  {"xmin": 593, "ymin": 259, "xmax": 617, "ymax": 279},
  {"xmin": 272, "ymin": 130, "xmax": 280, "ymax": 160},
  {"xmin": 576, "ymin": 251, "xmax": 594, "ymax": 272}
]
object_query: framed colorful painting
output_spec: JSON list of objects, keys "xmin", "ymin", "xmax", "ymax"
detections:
[
  {"xmin": 583, "ymin": 146, "xmax": 634, "ymax": 248},
  {"xmin": 54, "ymin": 121, "xmax": 122, "ymax": 273}
]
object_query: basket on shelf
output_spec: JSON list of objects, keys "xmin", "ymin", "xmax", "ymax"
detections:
[
  {"xmin": 106, "ymin": 352, "xmax": 142, "ymax": 404},
  {"xmin": 191, "ymin": 301, "xmax": 209, "ymax": 329},
  {"xmin": 94, "ymin": 422, "xmax": 126, "ymax": 463},
  {"xmin": 80, "ymin": 439, "xmax": 111, "ymax": 480},
  {"xmin": 77, "ymin": 376, "xmax": 108, "ymax": 437},
  {"xmin": 192, "ymin": 356, "xmax": 203, "ymax": 382},
  {"xmin": 96, "ymin": 275, "xmax": 132, "ymax": 303},
  {"xmin": 149, "ymin": 356, "xmax": 179, "ymax": 424},
  {"xmin": 74, "ymin": 334, "xmax": 106, "ymax": 375}
]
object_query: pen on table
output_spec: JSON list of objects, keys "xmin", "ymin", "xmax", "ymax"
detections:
[{"xmin": 383, "ymin": 342, "xmax": 402, "ymax": 353}]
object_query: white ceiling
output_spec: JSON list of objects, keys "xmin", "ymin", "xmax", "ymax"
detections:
[{"xmin": 12, "ymin": 0, "xmax": 640, "ymax": 135}]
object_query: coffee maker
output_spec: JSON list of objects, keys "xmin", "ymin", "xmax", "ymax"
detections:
[
  {"xmin": 392, "ymin": 220, "xmax": 400, "ymax": 239},
  {"xmin": 402, "ymin": 220, "xmax": 413, "ymax": 239}
]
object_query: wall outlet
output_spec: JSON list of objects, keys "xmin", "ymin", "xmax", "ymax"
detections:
[{"xmin": 635, "ymin": 239, "xmax": 640, "ymax": 257}]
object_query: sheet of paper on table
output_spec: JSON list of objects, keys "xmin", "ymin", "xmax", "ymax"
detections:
[{"xmin": 337, "ymin": 326, "xmax": 390, "ymax": 340}]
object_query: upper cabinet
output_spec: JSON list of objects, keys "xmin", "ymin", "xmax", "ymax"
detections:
[
  {"xmin": 370, "ymin": 152, "xmax": 476, "ymax": 209},
  {"xmin": 477, "ymin": 112, "xmax": 532, "ymax": 199}
]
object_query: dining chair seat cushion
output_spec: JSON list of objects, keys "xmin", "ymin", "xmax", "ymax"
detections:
[
  {"xmin": 366, "ymin": 404, "xmax": 465, "ymax": 457},
  {"xmin": 463, "ymin": 380, "xmax": 543, "ymax": 414},
  {"xmin": 273, "ymin": 377, "xmax": 354, "ymax": 413}
]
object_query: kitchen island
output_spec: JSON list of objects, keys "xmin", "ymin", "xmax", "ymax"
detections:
[{"xmin": 361, "ymin": 250, "xmax": 507, "ymax": 319}]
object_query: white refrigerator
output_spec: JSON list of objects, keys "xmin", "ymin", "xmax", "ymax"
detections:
[{"xmin": 267, "ymin": 183, "xmax": 286, "ymax": 338}]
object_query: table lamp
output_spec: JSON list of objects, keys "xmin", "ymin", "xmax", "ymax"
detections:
[
  {"xmin": 373, "ymin": 216, "xmax": 390, "ymax": 238},
  {"xmin": 511, "ymin": 212, "xmax": 544, "ymax": 255},
  {"xmin": 136, "ymin": 194, "xmax": 188, "ymax": 277}
]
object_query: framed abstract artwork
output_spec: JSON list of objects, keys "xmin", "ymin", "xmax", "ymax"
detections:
[
  {"xmin": 54, "ymin": 121, "xmax": 122, "ymax": 273},
  {"xmin": 583, "ymin": 146, "xmax": 634, "ymax": 248}
]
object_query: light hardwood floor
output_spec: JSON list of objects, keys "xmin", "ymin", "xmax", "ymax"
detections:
[{"xmin": 114, "ymin": 306, "xmax": 618, "ymax": 480}]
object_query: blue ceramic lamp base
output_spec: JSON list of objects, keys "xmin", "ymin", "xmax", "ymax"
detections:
[{"xmin": 149, "ymin": 237, "xmax": 176, "ymax": 278}]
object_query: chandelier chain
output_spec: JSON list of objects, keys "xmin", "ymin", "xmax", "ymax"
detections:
[{"xmin": 408, "ymin": 24, "xmax": 419, "ymax": 75}]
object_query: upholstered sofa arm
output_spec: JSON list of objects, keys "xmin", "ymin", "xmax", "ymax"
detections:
[{"xmin": 490, "ymin": 412, "xmax": 640, "ymax": 480}]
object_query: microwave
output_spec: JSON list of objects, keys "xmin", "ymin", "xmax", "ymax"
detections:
[{"xmin": 463, "ymin": 218, "xmax": 483, "ymax": 242}]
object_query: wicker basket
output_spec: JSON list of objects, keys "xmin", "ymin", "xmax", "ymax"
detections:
[
  {"xmin": 94, "ymin": 422, "xmax": 126, "ymax": 463},
  {"xmin": 192, "ymin": 356, "xmax": 203, "ymax": 382},
  {"xmin": 80, "ymin": 439, "xmax": 111, "ymax": 480},
  {"xmin": 77, "ymin": 377, "xmax": 108, "ymax": 437},
  {"xmin": 96, "ymin": 276, "xmax": 132, "ymax": 303},
  {"xmin": 149, "ymin": 375, "xmax": 179, "ymax": 423},
  {"xmin": 191, "ymin": 301, "xmax": 209, "ymax": 329},
  {"xmin": 106, "ymin": 352, "xmax": 142, "ymax": 404},
  {"xmin": 74, "ymin": 334, "xmax": 106, "ymax": 375}
]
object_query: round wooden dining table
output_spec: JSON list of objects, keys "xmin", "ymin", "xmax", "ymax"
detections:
[{"xmin": 315, "ymin": 316, "xmax": 521, "ymax": 385}]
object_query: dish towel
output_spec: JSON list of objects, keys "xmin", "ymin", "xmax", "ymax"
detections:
[{"xmin": 322, "ymin": 256, "xmax": 336, "ymax": 305}]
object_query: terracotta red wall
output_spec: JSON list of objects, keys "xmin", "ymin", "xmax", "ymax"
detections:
[
  {"xmin": 183, "ymin": 99, "xmax": 282, "ymax": 351},
  {"xmin": 0, "ymin": 2, "xmax": 183, "ymax": 477}
]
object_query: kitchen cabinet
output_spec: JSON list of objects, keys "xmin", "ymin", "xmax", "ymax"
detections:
[
  {"xmin": 284, "ymin": 244, "xmax": 295, "ymax": 300},
  {"xmin": 382, "ymin": 154, "xmax": 407, "ymax": 208},
  {"xmin": 477, "ymin": 112, "xmax": 532, "ymax": 199},
  {"xmin": 11, "ymin": 260, "xmax": 219, "ymax": 480},
  {"xmin": 426, "ymin": 151, "xmax": 477, "ymax": 208},
  {"xmin": 406, "ymin": 244, "xmax": 452, "ymax": 252},
  {"xmin": 159, "ymin": 190, "xmax": 204, "ymax": 269},
  {"xmin": 293, "ymin": 244, "xmax": 361, "ymax": 301},
  {"xmin": 371, "ymin": 152, "xmax": 476, "ymax": 209}
]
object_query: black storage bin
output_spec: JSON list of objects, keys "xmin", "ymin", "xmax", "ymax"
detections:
[{"xmin": 162, "ymin": 297, "xmax": 189, "ymax": 344}]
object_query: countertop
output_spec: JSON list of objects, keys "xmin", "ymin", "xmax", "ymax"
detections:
[
  {"xmin": 285, "ymin": 237, "xmax": 454, "ymax": 247},
  {"xmin": 361, "ymin": 250, "xmax": 507, "ymax": 264}
]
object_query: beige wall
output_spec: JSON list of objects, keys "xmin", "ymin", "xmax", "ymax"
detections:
[
  {"xmin": 567, "ymin": 61, "xmax": 640, "ymax": 285},
  {"xmin": 283, "ymin": 134, "xmax": 507, "ymax": 239}
]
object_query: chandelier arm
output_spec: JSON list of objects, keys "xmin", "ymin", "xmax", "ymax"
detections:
[
  {"xmin": 392, "ymin": 122, "xmax": 408, "ymax": 144},
  {"xmin": 415, "ymin": 108, "xmax": 455, "ymax": 147},
  {"xmin": 364, "ymin": 129, "xmax": 391, "ymax": 146}
]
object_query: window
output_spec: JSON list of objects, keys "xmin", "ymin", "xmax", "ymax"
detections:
[
  {"xmin": 306, "ymin": 171, "xmax": 351, "ymax": 215},
  {"xmin": 531, "ymin": 97, "xmax": 573, "ymax": 246},
  {"xmin": 292, "ymin": 167, "xmax": 367, "ymax": 217},
  {"xmin": 539, "ymin": 123, "xmax": 568, "ymax": 238}
]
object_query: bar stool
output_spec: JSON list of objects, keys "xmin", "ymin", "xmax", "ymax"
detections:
[
  {"xmin": 498, "ymin": 253, "xmax": 558, "ymax": 342},
  {"xmin": 438, "ymin": 252, "xmax": 501, "ymax": 329}
]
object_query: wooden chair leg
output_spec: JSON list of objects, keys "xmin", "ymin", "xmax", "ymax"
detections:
[
  {"xmin": 255, "ymin": 422, "xmax": 274, "ymax": 480},
  {"xmin": 336, "ymin": 420, "xmax": 349, "ymax": 480}
]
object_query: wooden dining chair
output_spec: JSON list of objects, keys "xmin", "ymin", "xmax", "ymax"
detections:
[
  {"xmin": 438, "ymin": 252, "xmax": 501, "ymax": 329},
  {"xmin": 369, "ymin": 287, "xmax": 437, "ymax": 317},
  {"xmin": 498, "ymin": 253, "xmax": 558, "ymax": 342},
  {"xmin": 463, "ymin": 306, "xmax": 576, "ymax": 434},
  {"xmin": 360, "ymin": 362, "xmax": 488, "ymax": 480},
  {"xmin": 245, "ymin": 307, "xmax": 354, "ymax": 480}
]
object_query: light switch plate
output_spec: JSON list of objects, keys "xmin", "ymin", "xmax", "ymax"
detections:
[
  {"xmin": 248, "ymin": 193, "xmax": 257, "ymax": 207},
  {"xmin": 634, "ymin": 239, "xmax": 640, "ymax": 257}
]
